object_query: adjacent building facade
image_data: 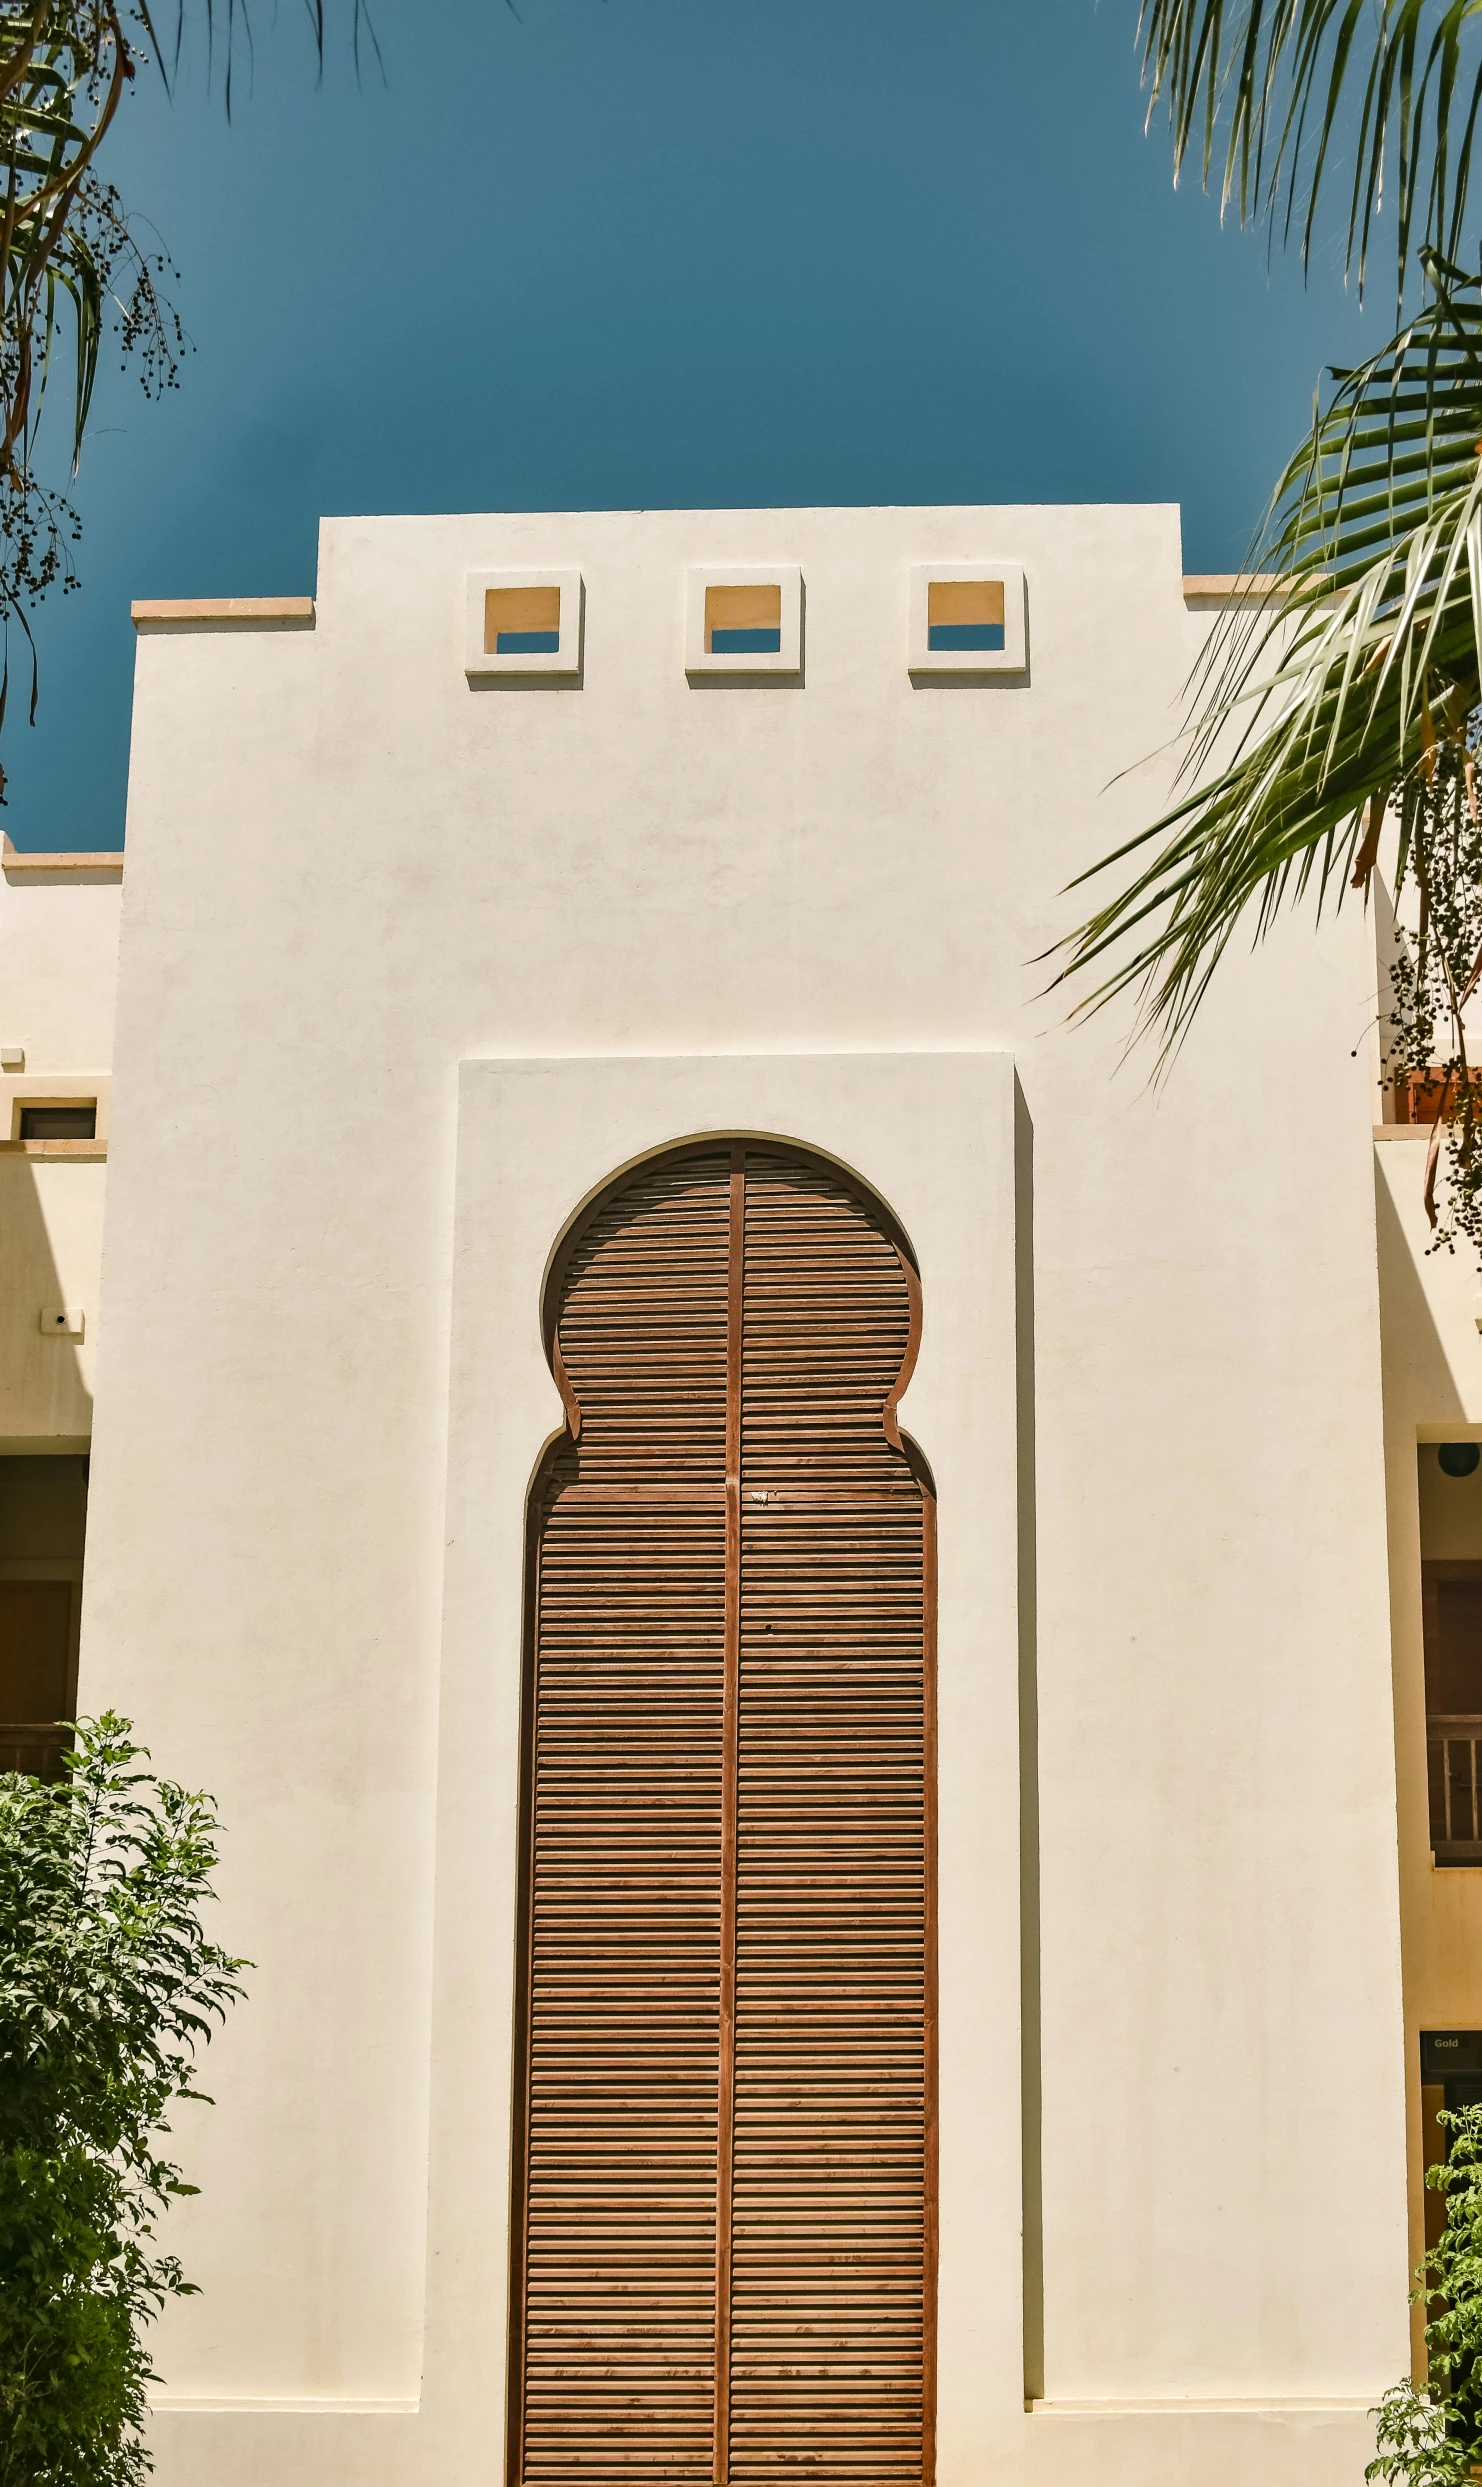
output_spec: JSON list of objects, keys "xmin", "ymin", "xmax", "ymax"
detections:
[{"xmin": 0, "ymin": 503, "xmax": 1475, "ymax": 2487}]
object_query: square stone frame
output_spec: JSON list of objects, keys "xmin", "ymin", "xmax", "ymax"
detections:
[
  {"xmin": 683, "ymin": 565, "xmax": 804, "ymax": 678},
  {"xmin": 424, "ymin": 1051, "xmax": 1024, "ymax": 2479},
  {"xmin": 464, "ymin": 569, "xmax": 584, "ymax": 679},
  {"xmin": 908, "ymin": 560, "xmax": 1027, "ymax": 678}
]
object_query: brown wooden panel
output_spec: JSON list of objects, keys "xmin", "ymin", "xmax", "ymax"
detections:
[
  {"xmin": 0, "ymin": 1580, "xmax": 72, "ymax": 1777},
  {"xmin": 517, "ymin": 1155, "xmax": 731, "ymax": 2487},
  {"xmin": 1394, "ymin": 1071, "xmax": 1482, "ymax": 1125},
  {"xmin": 730, "ymin": 1153, "xmax": 928, "ymax": 2486},
  {"xmin": 514, "ymin": 1143, "xmax": 934, "ymax": 2486},
  {"xmin": 1423, "ymin": 1563, "xmax": 1482, "ymax": 1853},
  {"xmin": 1422, "ymin": 2084, "xmax": 1449, "ymax": 2260}
]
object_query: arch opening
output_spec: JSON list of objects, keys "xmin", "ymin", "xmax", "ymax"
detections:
[{"xmin": 509, "ymin": 1137, "xmax": 937, "ymax": 2487}]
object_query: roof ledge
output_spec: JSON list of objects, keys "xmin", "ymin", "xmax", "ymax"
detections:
[
  {"xmin": 2, "ymin": 836, "xmax": 122, "ymax": 880},
  {"xmin": 131, "ymin": 596, "xmax": 315, "ymax": 627},
  {"xmin": 1182, "ymin": 573, "xmax": 1292, "ymax": 603}
]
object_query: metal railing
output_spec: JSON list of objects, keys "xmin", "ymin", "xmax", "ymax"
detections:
[
  {"xmin": 1429, "ymin": 1715, "xmax": 1482, "ymax": 1859},
  {"xmin": 0, "ymin": 1723, "xmax": 66, "ymax": 1780}
]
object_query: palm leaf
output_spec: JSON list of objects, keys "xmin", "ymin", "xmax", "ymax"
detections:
[
  {"xmin": 0, "ymin": 1, "xmax": 374, "ymax": 780},
  {"xmin": 1138, "ymin": 1, "xmax": 1482, "ymax": 307},
  {"xmin": 1058, "ymin": 250, "xmax": 1482, "ymax": 1053}
]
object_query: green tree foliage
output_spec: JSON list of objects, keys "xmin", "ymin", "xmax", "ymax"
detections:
[
  {"xmin": 0, "ymin": 1714, "xmax": 245, "ymax": 2487},
  {"xmin": 1382, "ymin": 717, "xmax": 1482, "ymax": 1251},
  {"xmin": 0, "ymin": 4, "xmax": 194, "ymax": 758},
  {"xmin": 1137, "ymin": 1, "xmax": 1482, "ymax": 314},
  {"xmin": 1063, "ymin": 7, "xmax": 1482, "ymax": 1241},
  {"xmin": 1369, "ymin": 2104, "xmax": 1482, "ymax": 2487},
  {"xmin": 0, "ymin": 1, "xmax": 369, "ymax": 785}
]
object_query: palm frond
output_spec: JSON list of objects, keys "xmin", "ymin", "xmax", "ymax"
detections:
[
  {"xmin": 1058, "ymin": 250, "xmax": 1482, "ymax": 1055},
  {"xmin": 1138, "ymin": 0, "xmax": 1482, "ymax": 307},
  {"xmin": 0, "ymin": 0, "xmax": 373, "ymax": 781}
]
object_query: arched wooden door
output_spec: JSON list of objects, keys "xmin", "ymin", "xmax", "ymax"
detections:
[{"xmin": 509, "ymin": 1141, "xmax": 936, "ymax": 2487}]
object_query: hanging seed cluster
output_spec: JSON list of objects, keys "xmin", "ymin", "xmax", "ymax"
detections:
[{"xmin": 1386, "ymin": 720, "xmax": 1482, "ymax": 1258}]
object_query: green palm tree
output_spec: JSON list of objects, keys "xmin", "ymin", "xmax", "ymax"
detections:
[{"xmin": 1063, "ymin": 3, "xmax": 1482, "ymax": 1207}]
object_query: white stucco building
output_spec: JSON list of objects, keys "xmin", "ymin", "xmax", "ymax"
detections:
[{"xmin": 1, "ymin": 502, "xmax": 1478, "ymax": 2487}]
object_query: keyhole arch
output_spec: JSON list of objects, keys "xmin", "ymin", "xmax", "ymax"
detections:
[
  {"xmin": 536, "ymin": 1130, "xmax": 930, "ymax": 1475},
  {"xmin": 510, "ymin": 1134, "xmax": 938, "ymax": 2487}
]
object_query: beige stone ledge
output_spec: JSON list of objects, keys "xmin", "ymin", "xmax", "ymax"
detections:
[
  {"xmin": 1030, "ymin": 2395, "xmax": 1378, "ymax": 2415},
  {"xmin": 148, "ymin": 2396, "xmax": 419, "ymax": 2415},
  {"xmin": 136, "ymin": 584, "xmax": 1300, "ymax": 620},
  {"xmin": 1, "ymin": 836, "xmax": 122, "ymax": 879},
  {"xmin": 1182, "ymin": 573, "xmax": 1292, "ymax": 601},
  {"xmin": 0, "ymin": 1139, "xmax": 106, "ymax": 1159},
  {"xmin": 130, "ymin": 595, "xmax": 315, "ymax": 625}
]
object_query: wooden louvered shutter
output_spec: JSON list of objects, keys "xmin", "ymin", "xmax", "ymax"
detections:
[{"xmin": 511, "ymin": 1143, "xmax": 936, "ymax": 2487}]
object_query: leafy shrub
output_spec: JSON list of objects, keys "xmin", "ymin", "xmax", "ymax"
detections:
[
  {"xmin": 1370, "ymin": 2103, "xmax": 1482, "ymax": 2487},
  {"xmin": 0, "ymin": 1714, "xmax": 245, "ymax": 2487}
]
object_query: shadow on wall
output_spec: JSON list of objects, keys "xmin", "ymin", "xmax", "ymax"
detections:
[
  {"xmin": 1015, "ymin": 1075, "xmax": 1043, "ymax": 2407},
  {"xmin": 0, "ymin": 1159, "xmax": 91, "ymax": 1445}
]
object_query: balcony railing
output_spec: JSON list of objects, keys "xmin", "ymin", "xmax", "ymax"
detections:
[
  {"xmin": 0, "ymin": 1723, "xmax": 66, "ymax": 1781},
  {"xmin": 1429, "ymin": 1716, "xmax": 1482, "ymax": 1861}
]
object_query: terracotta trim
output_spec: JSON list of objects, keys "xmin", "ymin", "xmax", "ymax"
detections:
[
  {"xmin": 130, "ymin": 596, "xmax": 315, "ymax": 625},
  {"xmin": 2, "ymin": 837, "xmax": 122, "ymax": 879}
]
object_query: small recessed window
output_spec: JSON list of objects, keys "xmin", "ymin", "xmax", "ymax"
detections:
[
  {"xmin": 465, "ymin": 570, "xmax": 582, "ymax": 679},
  {"xmin": 485, "ymin": 585, "xmax": 561, "ymax": 657},
  {"xmin": 685, "ymin": 567, "xmax": 802, "ymax": 677},
  {"xmin": 927, "ymin": 579, "xmax": 1004, "ymax": 653},
  {"xmin": 705, "ymin": 583, "xmax": 781, "ymax": 656},
  {"xmin": 20, "ymin": 1104, "xmax": 95, "ymax": 1141},
  {"xmin": 908, "ymin": 562, "xmax": 1026, "ymax": 676}
]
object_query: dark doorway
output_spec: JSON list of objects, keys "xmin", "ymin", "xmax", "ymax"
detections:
[{"xmin": 0, "ymin": 1455, "xmax": 87, "ymax": 1777}]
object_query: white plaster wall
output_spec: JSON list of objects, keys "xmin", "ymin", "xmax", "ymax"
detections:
[
  {"xmin": 0, "ymin": 864, "xmax": 120, "ymax": 1073},
  {"xmin": 430, "ymin": 1056, "xmax": 1019, "ymax": 2484},
  {"xmin": 0, "ymin": 865, "xmax": 118, "ymax": 1443},
  {"xmin": 0, "ymin": 1159, "xmax": 103, "ymax": 1443},
  {"xmin": 81, "ymin": 507, "xmax": 1404, "ymax": 2487},
  {"xmin": 1374, "ymin": 1129, "xmax": 1482, "ymax": 2366}
]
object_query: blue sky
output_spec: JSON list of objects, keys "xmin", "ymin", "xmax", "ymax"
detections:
[{"xmin": 12, "ymin": 0, "xmax": 1382, "ymax": 849}]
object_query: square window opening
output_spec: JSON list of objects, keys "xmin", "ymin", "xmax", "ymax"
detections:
[
  {"xmin": 485, "ymin": 585, "xmax": 561, "ymax": 657},
  {"xmin": 927, "ymin": 578, "xmax": 1005, "ymax": 654},
  {"xmin": 706, "ymin": 582, "xmax": 782, "ymax": 657},
  {"xmin": 19, "ymin": 1104, "xmax": 95, "ymax": 1142}
]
